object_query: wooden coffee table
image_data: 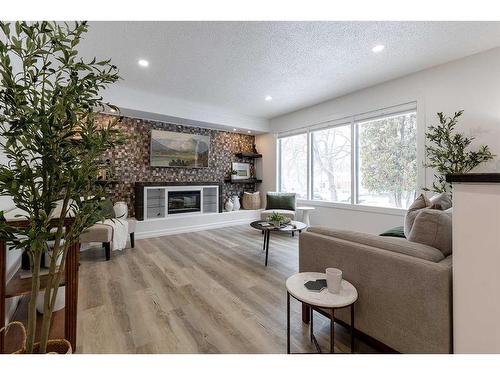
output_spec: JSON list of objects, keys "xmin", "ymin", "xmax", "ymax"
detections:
[{"xmin": 250, "ymin": 220, "xmax": 307, "ymax": 266}]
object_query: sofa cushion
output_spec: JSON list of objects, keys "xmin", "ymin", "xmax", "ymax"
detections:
[
  {"xmin": 265, "ymin": 192, "xmax": 296, "ymax": 211},
  {"xmin": 408, "ymin": 208, "xmax": 452, "ymax": 256},
  {"xmin": 261, "ymin": 209, "xmax": 295, "ymax": 221},
  {"xmin": 307, "ymin": 226, "xmax": 445, "ymax": 262}
]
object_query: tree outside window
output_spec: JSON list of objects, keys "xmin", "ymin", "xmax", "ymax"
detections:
[{"xmin": 357, "ymin": 112, "xmax": 417, "ymax": 208}]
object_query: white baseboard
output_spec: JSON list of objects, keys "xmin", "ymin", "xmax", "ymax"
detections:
[
  {"xmin": 135, "ymin": 210, "xmax": 261, "ymax": 239},
  {"xmin": 135, "ymin": 217, "xmax": 256, "ymax": 239}
]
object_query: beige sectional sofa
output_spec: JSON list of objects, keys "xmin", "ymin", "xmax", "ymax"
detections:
[{"xmin": 299, "ymin": 226, "xmax": 452, "ymax": 353}]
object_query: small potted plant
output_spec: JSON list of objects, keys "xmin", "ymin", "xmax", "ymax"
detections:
[{"xmin": 268, "ymin": 212, "xmax": 287, "ymax": 227}]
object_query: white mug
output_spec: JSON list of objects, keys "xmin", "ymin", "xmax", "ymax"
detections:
[{"xmin": 326, "ymin": 268, "xmax": 342, "ymax": 293}]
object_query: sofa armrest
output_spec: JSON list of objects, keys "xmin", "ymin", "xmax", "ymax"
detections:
[{"xmin": 299, "ymin": 230, "xmax": 452, "ymax": 353}]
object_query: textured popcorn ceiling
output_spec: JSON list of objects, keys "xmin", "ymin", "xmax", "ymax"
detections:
[{"xmin": 80, "ymin": 21, "xmax": 500, "ymax": 119}]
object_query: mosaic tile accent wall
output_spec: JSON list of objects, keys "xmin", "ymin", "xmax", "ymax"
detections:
[{"xmin": 96, "ymin": 114, "xmax": 258, "ymax": 217}]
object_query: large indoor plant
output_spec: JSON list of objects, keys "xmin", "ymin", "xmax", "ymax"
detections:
[
  {"xmin": 425, "ymin": 110, "xmax": 495, "ymax": 195},
  {"xmin": 0, "ymin": 21, "xmax": 122, "ymax": 353}
]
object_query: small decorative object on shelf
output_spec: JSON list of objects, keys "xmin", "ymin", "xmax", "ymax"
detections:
[
  {"xmin": 242, "ymin": 192, "xmax": 261, "ymax": 210},
  {"xmin": 224, "ymin": 198, "xmax": 234, "ymax": 212},
  {"xmin": 252, "ymin": 144, "xmax": 258, "ymax": 154},
  {"xmin": 232, "ymin": 195, "xmax": 241, "ymax": 211},
  {"xmin": 231, "ymin": 162, "xmax": 251, "ymax": 181}
]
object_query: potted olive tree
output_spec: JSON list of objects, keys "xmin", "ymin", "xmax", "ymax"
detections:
[
  {"xmin": 425, "ymin": 111, "xmax": 495, "ymax": 195},
  {"xmin": 0, "ymin": 21, "xmax": 123, "ymax": 353}
]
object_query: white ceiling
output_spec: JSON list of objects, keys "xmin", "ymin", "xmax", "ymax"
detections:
[{"xmin": 80, "ymin": 21, "xmax": 500, "ymax": 123}]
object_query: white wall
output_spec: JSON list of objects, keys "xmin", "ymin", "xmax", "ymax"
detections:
[
  {"xmin": 255, "ymin": 133, "xmax": 277, "ymax": 208},
  {"xmin": 104, "ymin": 85, "xmax": 270, "ymax": 134},
  {"xmin": 266, "ymin": 47, "xmax": 500, "ymax": 233}
]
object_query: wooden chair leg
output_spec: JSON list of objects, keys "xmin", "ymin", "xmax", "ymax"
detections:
[
  {"xmin": 103, "ymin": 242, "xmax": 111, "ymax": 261},
  {"xmin": 130, "ymin": 232, "xmax": 135, "ymax": 248}
]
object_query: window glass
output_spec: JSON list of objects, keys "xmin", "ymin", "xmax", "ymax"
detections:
[
  {"xmin": 278, "ymin": 133, "xmax": 308, "ymax": 199},
  {"xmin": 311, "ymin": 125, "xmax": 351, "ymax": 202},
  {"xmin": 357, "ymin": 112, "xmax": 417, "ymax": 208}
]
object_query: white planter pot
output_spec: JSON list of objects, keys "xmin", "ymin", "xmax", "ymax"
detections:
[
  {"xmin": 36, "ymin": 286, "xmax": 65, "ymax": 314},
  {"xmin": 44, "ymin": 248, "xmax": 63, "ymax": 268}
]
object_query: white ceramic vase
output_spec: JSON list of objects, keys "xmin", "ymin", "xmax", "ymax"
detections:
[
  {"xmin": 232, "ymin": 195, "xmax": 240, "ymax": 211},
  {"xmin": 326, "ymin": 268, "xmax": 343, "ymax": 294},
  {"xmin": 36, "ymin": 286, "xmax": 65, "ymax": 314},
  {"xmin": 113, "ymin": 201, "xmax": 128, "ymax": 219},
  {"xmin": 224, "ymin": 199, "xmax": 234, "ymax": 212}
]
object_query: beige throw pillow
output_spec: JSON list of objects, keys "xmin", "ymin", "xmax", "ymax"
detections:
[
  {"xmin": 407, "ymin": 208, "xmax": 453, "ymax": 256},
  {"xmin": 429, "ymin": 192, "xmax": 452, "ymax": 211},
  {"xmin": 404, "ymin": 194, "xmax": 431, "ymax": 237}
]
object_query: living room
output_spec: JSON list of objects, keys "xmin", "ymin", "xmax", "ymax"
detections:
[{"xmin": 1, "ymin": 1, "xmax": 500, "ymax": 373}]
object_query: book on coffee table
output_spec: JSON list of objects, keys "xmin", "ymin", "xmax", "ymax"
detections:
[{"xmin": 304, "ymin": 279, "xmax": 327, "ymax": 292}]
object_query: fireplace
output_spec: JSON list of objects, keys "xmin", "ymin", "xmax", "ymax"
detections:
[
  {"xmin": 135, "ymin": 182, "xmax": 221, "ymax": 220},
  {"xmin": 167, "ymin": 190, "xmax": 201, "ymax": 215}
]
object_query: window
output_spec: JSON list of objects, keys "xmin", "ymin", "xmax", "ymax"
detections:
[
  {"xmin": 357, "ymin": 112, "xmax": 417, "ymax": 208},
  {"xmin": 278, "ymin": 133, "xmax": 308, "ymax": 199},
  {"xmin": 277, "ymin": 105, "xmax": 418, "ymax": 209},
  {"xmin": 311, "ymin": 124, "xmax": 351, "ymax": 203}
]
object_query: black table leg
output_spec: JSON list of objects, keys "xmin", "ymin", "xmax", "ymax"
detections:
[
  {"xmin": 287, "ymin": 292, "xmax": 290, "ymax": 354},
  {"xmin": 331, "ymin": 308, "xmax": 335, "ymax": 353},
  {"xmin": 310, "ymin": 305, "xmax": 313, "ymax": 341},
  {"xmin": 262, "ymin": 230, "xmax": 267, "ymax": 252},
  {"xmin": 265, "ymin": 230, "xmax": 270, "ymax": 266},
  {"xmin": 309, "ymin": 306, "xmax": 322, "ymax": 353},
  {"xmin": 350, "ymin": 303, "xmax": 355, "ymax": 353}
]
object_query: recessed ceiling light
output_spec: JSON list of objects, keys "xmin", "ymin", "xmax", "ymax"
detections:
[
  {"xmin": 372, "ymin": 45, "xmax": 385, "ymax": 53},
  {"xmin": 138, "ymin": 59, "xmax": 149, "ymax": 67},
  {"xmin": 265, "ymin": 95, "xmax": 272, "ymax": 101},
  {"xmin": 233, "ymin": 128, "xmax": 237, "ymax": 131},
  {"xmin": 247, "ymin": 130, "xmax": 251, "ymax": 133}
]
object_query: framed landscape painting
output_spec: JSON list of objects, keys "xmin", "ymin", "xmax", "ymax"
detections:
[{"xmin": 150, "ymin": 130, "xmax": 210, "ymax": 168}]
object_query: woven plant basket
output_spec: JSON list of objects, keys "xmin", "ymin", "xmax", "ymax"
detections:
[
  {"xmin": 1, "ymin": 321, "xmax": 72, "ymax": 354},
  {"xmin": 242, "ymin": 192, "xmax": 261, "ymax": 210}
]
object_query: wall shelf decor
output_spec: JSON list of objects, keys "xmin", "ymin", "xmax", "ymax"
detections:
[
  {"xmin": 224, "ymin": 178, "xmax": 262, "ymax": 184},
  {"xmin": 235, "ymin": 152, "xmax": 262, "ymax": 159}
]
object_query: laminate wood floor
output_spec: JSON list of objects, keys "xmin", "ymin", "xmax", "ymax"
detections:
[{"xmin": 77, "ymin": 225, "xmax": 378, "ymax": 353}]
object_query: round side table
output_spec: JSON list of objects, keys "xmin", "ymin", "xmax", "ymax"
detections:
[
  {"xmin": 286, "ymin": 272, "xmax": 358, "ymax": 354},
  {"xmin": 296, "ymin": 206, "xmax": 315, "ymax": 226}
]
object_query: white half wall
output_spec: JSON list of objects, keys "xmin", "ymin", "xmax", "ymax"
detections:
[{"xmin": 265, "ymin": 46, "xmax": 500, "ymax": 233}]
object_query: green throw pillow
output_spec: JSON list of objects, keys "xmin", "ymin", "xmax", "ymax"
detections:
[
  {"xmin": 379, "ymin": 226, "xmax": 406, "ymax": 238},
  {"xmin": 99, "ymin": 199, "xmax": 116, "ymax": 219},
  {"xmin": 266, "ymin": 192, "xmax": 296, "ymax": 211}
]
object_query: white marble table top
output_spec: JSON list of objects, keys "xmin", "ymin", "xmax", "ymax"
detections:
[{"xmin": 286, "ymin": 272, "xmax": 358, "ymax": 308}]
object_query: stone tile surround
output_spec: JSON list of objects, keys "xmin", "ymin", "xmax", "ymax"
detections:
[{"xmin": 97, "ymin": 114, "xmax": 258, "ymax": 217}]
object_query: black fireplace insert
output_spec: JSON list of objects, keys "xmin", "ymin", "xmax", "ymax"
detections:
[{"xmin": 168, "ymin": 190, "xmax": 201, "ymax": 214}]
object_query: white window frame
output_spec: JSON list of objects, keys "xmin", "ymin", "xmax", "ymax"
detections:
[{"xmin": 276, "ymin": 102, "xmax": 419, "ymax": 215}]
